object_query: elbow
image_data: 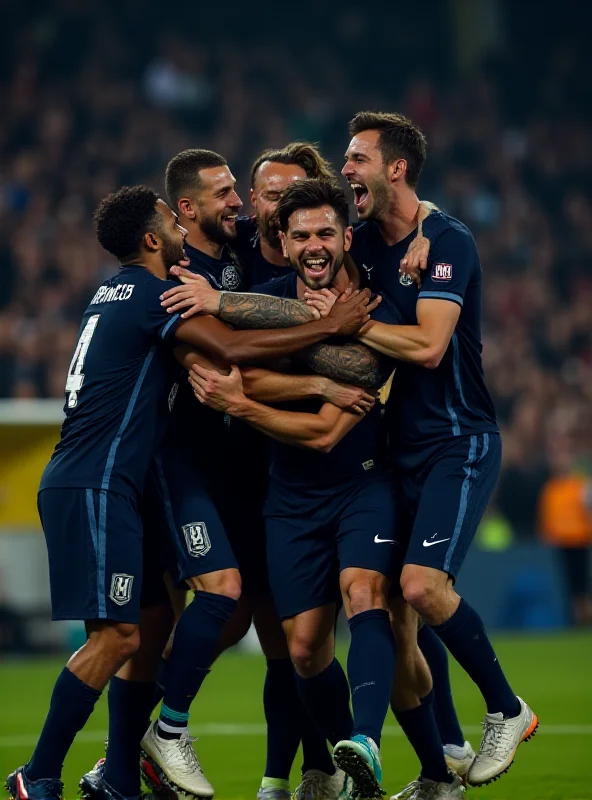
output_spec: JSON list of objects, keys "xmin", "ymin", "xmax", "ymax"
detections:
[
  {"xmin": 418, "ymin": 346, "xmax": 444, "ymax": 369},
  {"xmin": 312, "ymin": 432, "xmax": 338, "ymax": 453}
]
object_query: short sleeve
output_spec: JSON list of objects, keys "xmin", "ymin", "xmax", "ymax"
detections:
[
  {"xmin": 250, "ymin": 274, "xmax": 295, "ymax": 298},
  {"xmin": 419, "ymin": 228, "xmax": 477, "ymax": 308},
  {"xmin": 144, "ymin": 278, "xmax": 183, "ymax": 342}
]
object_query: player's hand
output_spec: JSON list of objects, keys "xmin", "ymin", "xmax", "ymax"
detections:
[
  {"xmin": 303, "ymin": 288, "xmax": 341, "ymax": 317},
  {"xmin": 327, "ymin": 288, "xmax": 381, "ymax": 336},
  {"xmin": 399, "ymin": 200, "xmax": 435, "ymax": 286},
  {"xmin": 161, "ymin": 273, "xmax": 221, "ymax": 318},
  {"xmin": 320, "ymin": 378, "xmax": 376, "ymax": 415},
  {"xmin": 188, "ymin": 363, "xmax": 245, "ymax": 414}
]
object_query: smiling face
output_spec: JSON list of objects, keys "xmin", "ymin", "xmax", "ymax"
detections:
[
  {"xmin": 251, "ymin": 161, "xmax": 307, "ymax": 249},
  {"xmin": 342, "ymin": 129, "xmax": 392, "ymax": 221},
  {"xmin": 192, "ymin": 165, "xmax": 243, "ymax": 244},
  {"xmin": 280, "ymin": 204, "xmax": 352, "ymax": 290}
]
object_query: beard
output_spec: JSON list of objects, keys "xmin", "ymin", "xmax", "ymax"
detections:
[
  {"xmin": 259, "ymin": 214, "xmax": 282, "ymax": 250},
  {"xmin": 293, "ymin": 250, "xmax": 345, "ymax": 290},
  {"xmin": 162, "ymin": 237, "xmax": 186, "ymax": 270},
  {"xmin": 366, "ymin": 177, "xmax": 391, "ymax": 221},
  {"xmin": 200, "ymin": 213, "xmax": 237, "ymax": 245}
]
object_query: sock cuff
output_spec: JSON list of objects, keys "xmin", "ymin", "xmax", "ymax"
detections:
[
  {"xmin": 420, "ymin": 689, "xmax": 435, "ymax": 707},
  {"xmin": 190, "ymin": 590, "xmax": 238, "ymax": 622},
  {"xmin": 430, "ymin": 597, "xmax": 473, "ymax": 635},
  {"xmin": 394, "ymin": 700, "xmax": 427, "ymax": 723},
  {"xmin": 160, "ymin": 703, "xmax": 190, "ymax": 722},
  {"xmin": 108, "ymin": 676, "xmax": 156, "ymax": 699},
  {"xmin": 347, "ymin": 608, "xmax": 390, "ymax": 632},
  {"xmin": 265, "ymin": 656, "xmax": 293, "ymax": 675},
  {"xmin": 62, "ymin": 667, "xmax": 102, "ymax": 700}
]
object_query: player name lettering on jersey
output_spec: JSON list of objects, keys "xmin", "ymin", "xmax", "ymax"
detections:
[{"xmin": 90, "ymin": 283, "xmax": 135, "ymax": 305}]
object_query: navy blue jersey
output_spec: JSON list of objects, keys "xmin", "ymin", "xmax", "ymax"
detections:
[
  {"xmin": 235, "ymin": 215, "xmax": 292, "ymax": 287},
  {"xmin": 40, "ymin": 266, "xmax": 183, "ymax": 498},
  {"xmin": 252, "ymin": 272, "xmax": 385, "ymax": 486},
  {"xmin": 166, "ymin": 241, "xmax": 251, "ymax": 455},
  {"xmin": 350, "ymin": 211, "xmax": 498, "ymax": 461}
]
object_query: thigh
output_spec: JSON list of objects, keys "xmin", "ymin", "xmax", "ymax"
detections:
[
  {"xmin": 151, "ymin": 449, "xmax": 238, "ymax": 583},
  {"xmin": 404, "ymin": 433, "xmax": 502, "ymax": 579},
  {"xmin": 39, "ymin": 487, "xmax": 144, "ymax": 623},
  {"xmin": 336, "ymin": 473, "xmax": 401, "ymax": 582},
  {"xmin": 265, "ymin": 507, "xmax": 336, "ymax": 622}
]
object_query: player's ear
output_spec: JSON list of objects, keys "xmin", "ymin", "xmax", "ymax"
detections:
[
  {"xmin": 144, "ymin": 231, "xmax": 160, "ymax": 252},
  {"xmin": 178, "ymin": 197, "xmax": 196, "ymax": 220},
  {"xmin": 249, "ymin": 187, "xmax": 256, "ymax": 210},
  {"xmin": 343, "ymin": 225, "xmax": 353, "ymax": 252},
  {"xmin": 389, "ymin": 158, "xmax": 407, "ymax": 183},
  {"xmin": 279, "ymin": 231, "xmax": 289, "ymax": 259}
]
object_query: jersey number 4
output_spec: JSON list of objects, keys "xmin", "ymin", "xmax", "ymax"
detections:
[{"xmin": 66, "ymin": 314, "xmax": 100, "ymax": 408}]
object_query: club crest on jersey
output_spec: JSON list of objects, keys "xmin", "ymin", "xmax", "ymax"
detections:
[
  {"xmin": 399, "ymin": 272, "xmax": 414, "ymax": 286},
  {"xmin": 183, "ymin": 522, "xmax": 211, "ymax": 557},
  {"xmin": 109, "ymin": 574, "xmax": 134, "ymax": 606},
  {"xmin": 432, "ymin": 263, "xmax": 452, "ymax": 281},
  {"xmin": 222, "ymin": 265, "xmax": 241, "ymax": 291}
]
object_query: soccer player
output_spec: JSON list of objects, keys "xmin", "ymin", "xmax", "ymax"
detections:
[
  {"xmin": 6, "ymin": 185, "xmax": 374, "ymax": 800},
  {"xmin": 188, "ymin": 179, "xmax": 397, "ymax": 800},
  {"xmin": 135, "ymin": 149, "xmax": 374, "ymax": 800},
  {"xmin": 234, "ymin": 142, "xmax": 337, "ymax": 285},
  {"xmin": 341, "ymin": 111, "xmax": 538, "ymax": 794}
]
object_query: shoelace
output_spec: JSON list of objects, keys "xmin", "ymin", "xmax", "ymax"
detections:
[
  {"xmin": 177, "ymin": 733, "xmax": 203, "ymax": 772},
  {"xmin": 478, "ymin": 719, "xmax": 509, "ymax": 759}
]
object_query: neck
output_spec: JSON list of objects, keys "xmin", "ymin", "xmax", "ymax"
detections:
[
  {"xmin": 376, "ymin": 185, "xmax": 420, "ymax": 246},
  {"xmin": 124, "ymin": 256, "xmax": 168, "ymax": 280},
  {"xmin": 185, "ymin": 227, "xmax": 224, "ymax": 260},
  {"xmin": 259, "ymin": 235, "xmax": 289, "ymax": 267}
]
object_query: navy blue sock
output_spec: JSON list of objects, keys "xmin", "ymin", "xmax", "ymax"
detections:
[
  {"xmin": 151, "ymin": 657, "xmax": 168, "ymax": 712},
  {"xmin": 348, "ymin": 609, "xmax": 395, "ymax": 747},
  {"xmin": 103, "ymin": 677, "xmax": 155, "ymax": 797},
  {"xmin": 418, "ymin": 624, "xmax": 464, "ymax": 747},
  {"xmin": 159, "ymin": 591, "xmax": 237, "ymax": 738},
  {"xmin": 262, "ymin": 658, "xmax": 334, "ymax": 779},
  {"xmin": 394, "ymin": 692, "xmax": 450, "ymax": 783},
  {"xmin": 431, "ymin": 599, "xmax": 520, "ymax": 718},
  {"xmin": 263, "ymin": 658, "xmax": 303, "ymax": 780},
  {"xmin": 294, "ymin": 659, "xmax": 353, "ymax": 746},
  {"xmin": 26, "ymin": 667, "xmax": 101, "ymax": 781}
]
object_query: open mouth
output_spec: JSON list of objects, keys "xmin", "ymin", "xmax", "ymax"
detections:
[
  {"xmin": 222, "ymin": 213, "xmax": 238, "ymax": 225},
  {"xmin": 350, "ymin": 182, "xmax": 369, "ymax": 211},
  {"xmin": 302, "ymin": 255, "xmax": 330, "ymax": 282}
]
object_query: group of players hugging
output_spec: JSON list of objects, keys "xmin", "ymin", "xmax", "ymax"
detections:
[{"xmin": 6, "ymin": 111, "xmax": 538, "ymax": 800}]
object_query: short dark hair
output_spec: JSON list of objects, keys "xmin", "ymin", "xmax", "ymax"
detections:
[
  {"xmin": 250, "ymin": 142, "xmax": 336, "ymax": 188},
  {"xmin": 348, "ymin": 111, "xmax": 427, "ymax": 186},
  {"xmin": 277, "ymin": 179, "xmax": 349, "ymax": 232},
  {"xmin": 165, "ymin": 149, "xmax": 227, "ymax": 207},
  {"xmin": 94, "ymin": 185, "xmax": 161, "ymax": 260}
]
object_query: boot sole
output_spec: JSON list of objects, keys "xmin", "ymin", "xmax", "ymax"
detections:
[
  {"xmin": 333, "ymin": 746, "xmax": 383, "ymax": 799},
  {"xmin": 468, "ymin": 714, "xmax": 539, "ymax": 786}
]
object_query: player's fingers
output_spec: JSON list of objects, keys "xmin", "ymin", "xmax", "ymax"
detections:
[
  {"xmin": 180, "ymin": 305, "xmax": 202, "ymax": 319},
  {"xmin": 170, "ymin": 266, "xmax": 200, "ymax": 280},
  {"xmin": 366, "ymin": 294, "xmax": 382, "ymax": 314},
  {"xmin": 189, "ymin": 363, "xmax": 212, "ymax": 381}
]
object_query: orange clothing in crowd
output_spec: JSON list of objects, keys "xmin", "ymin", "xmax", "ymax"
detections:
[{"xmin": 538, "ymin": 475, "xmax": 592, "ymax": 547}]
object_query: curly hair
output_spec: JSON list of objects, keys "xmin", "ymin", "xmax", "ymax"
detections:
[
  {"xmin": 94, "ymin": 185, "xmax": 161, "ymax": 260},
  {"xmin": 276, "ymin": 179, "xmax": 349, "ymax": 232},
  {"xmin": 250, "ymin": 142, "xmax": 336, "ymax": 188},
  {"xmin": 349, "ymin": 111, "xmax": 427, "ymax": 186}
]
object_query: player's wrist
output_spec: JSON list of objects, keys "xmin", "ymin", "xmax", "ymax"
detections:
[{"xmin": 226, "ymin": 393, "xmax": 253, "ymax": 418}]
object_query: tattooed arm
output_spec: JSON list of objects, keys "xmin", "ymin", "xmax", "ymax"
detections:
[
  {"xmin": 295, "ymin": 341, "xmax": 394, "ymax": 390},
  {"xmin": 218, "ymin": 292, "xmax": 316, "ymax": 328}
]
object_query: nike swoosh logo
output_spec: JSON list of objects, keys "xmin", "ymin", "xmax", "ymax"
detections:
[
  {"xmin": 423, "ymin": 538, "xmax": 451, "ymax": 547},
  {"xmin": 374, "ymin": 535, "xmax": 396, "ymax": 544}
]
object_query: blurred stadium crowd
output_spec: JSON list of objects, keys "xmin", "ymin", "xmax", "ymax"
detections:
[{"xmin": 0, "ymin": 1, "xmax": 590, "ymax": 542}]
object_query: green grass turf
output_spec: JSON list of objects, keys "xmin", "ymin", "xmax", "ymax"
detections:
[{"xmin": 1, "ymin": 631, "xmax": 592, "ymax": 800}]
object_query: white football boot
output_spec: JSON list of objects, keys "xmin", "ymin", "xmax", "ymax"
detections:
[
  {"xmin": 140, "ymin": 721, "xmax": 214, "ymax": 798},
  {"xmin": 442, "ymin": 741, "xmax": 475, "ymax": 780},
  {"xmin": 468, "ymin": 696, "xmax": 538, "ymax": 786},
  {"xmin": 390, "ymin": 774, "xmax": 464, "ymax": 799},
  {"xmin": 292, "ymin": 768, "xmax": 351, "ymax": 800}
]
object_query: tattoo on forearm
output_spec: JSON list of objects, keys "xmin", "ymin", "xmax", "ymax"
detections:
[
  {"xmin": 296, "ymin": 341, "xmax": 393, "ymax": 389},
  {"xmin": 219, "ymin": 293, "xmax": 316, "ymax": 329}
]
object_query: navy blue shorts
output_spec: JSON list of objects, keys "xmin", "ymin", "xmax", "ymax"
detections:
[
  {"xmin": 395, "ymin": 433, "xmax": 502, "ymax": 579},
  {"xmin": 264, "ymin": 470, "xmax": 399, "ymax": 620},
  {"xmin": 148, "ymin": 444, "xmax": 238, "ymax": 585},
  {"xmin": 38, "ymin": 487, "xmax": 165, "ymax": 623}
]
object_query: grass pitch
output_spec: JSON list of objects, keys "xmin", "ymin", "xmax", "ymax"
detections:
[{"xmin": 1, "ymin": 631, "xmax": 591, "ymax": 800}]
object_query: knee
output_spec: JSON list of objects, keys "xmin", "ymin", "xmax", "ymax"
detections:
[
  {"xmin": 342, "ymin": 573, "xmax": 388, "ymax": 617},
  {"xmin": 106, "ymin": 622, "xmax": 141, "ymax": 662},
  {"xmin": 288, "ymin": 635, "xmax": 319, "ymax": 676},
  {"xmin": 401, "ymin": 575, "xmax": 441, "ymax": 618},
  {"xmin": 191, "ymin": 569, "xmax": 242, "ymax": 602}
]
